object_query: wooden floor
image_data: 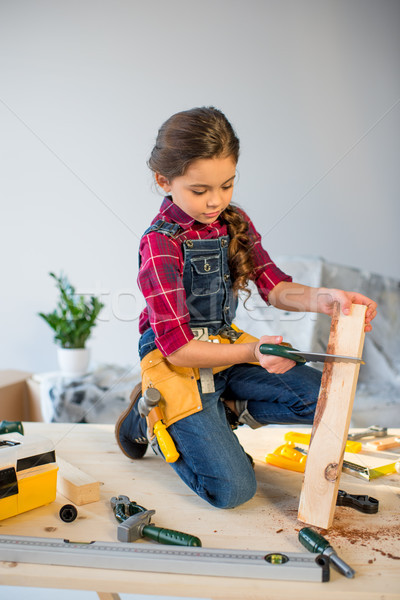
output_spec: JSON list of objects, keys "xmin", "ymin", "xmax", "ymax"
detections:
[{"xmin": 0, "ymin": 422, "xmax": 399, "ymax": 599}]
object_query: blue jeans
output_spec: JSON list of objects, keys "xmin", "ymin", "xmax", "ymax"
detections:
[{"xmin": 167, "ymin": 363, "xmax": 321, "ymax": 509}]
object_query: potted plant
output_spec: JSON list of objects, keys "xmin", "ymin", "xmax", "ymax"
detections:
[{"xmin": 38, "ymin": 272, "xmax": 104, "ymax": 377}]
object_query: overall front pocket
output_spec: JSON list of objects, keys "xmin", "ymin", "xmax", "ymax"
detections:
[{"xmin": 190, "ymin": 254, "xmax": 221, "ymax": 296}]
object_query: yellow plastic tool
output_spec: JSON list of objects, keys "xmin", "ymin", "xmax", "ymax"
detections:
[
  {"xmin": 153, "ymin": 419, "xmax": 179, "ymax": 463},
  {"xmin": 284, "ymin": 431, "xmax": 362, "ymax": 453},
  {"xmin": 265, "ymin": 443, "xmax": 306, "ymax": 473}
]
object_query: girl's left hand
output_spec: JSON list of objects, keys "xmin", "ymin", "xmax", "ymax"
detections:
[{"xmin": 317, "ymin": 288, "xmax": 377, "ymax": 332}]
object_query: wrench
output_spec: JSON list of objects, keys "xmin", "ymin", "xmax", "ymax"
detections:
[{"xmin": 348, "ymin": 425, "xmax": 387, "ymax": 441}]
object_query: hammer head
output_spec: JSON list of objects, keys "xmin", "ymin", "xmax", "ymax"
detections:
[
  {"xmin": 138, "ymin": 388, "xmax": 161, "ymax": 418},
  {"xmin": 117, "ymin": 509, "xmax": 156, "ymax": 543}
]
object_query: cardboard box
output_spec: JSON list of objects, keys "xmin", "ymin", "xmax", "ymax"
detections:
[{"xmin": 0, "ymin": 371, "xmax": 43, "ymax": 422}]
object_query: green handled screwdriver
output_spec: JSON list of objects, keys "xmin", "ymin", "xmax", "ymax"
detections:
[
  {"xmin": 0, "ymin": 420, "xmax": 24, "ymax": 435},
  {"xmin": 299, "ymin": 527, "xmax": 355, "ymax": 578}
]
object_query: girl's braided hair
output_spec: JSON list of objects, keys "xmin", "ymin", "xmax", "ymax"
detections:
[{"xmin": 148, "ymin": 106, "xmax": 255, "ymax": 296}]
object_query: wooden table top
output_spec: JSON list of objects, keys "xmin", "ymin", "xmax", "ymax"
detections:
[{"xmin": 0, "ymin": 422, "xmax": 399, "ymax": 599}]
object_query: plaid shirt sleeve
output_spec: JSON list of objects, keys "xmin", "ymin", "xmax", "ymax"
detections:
[
  {"xmin": 137, "ymin": 231, "xmax": 194, "ymax": 356},
  {"xmin": 238, "ymin": 208, "xmax": 292, "ymax": 302}
]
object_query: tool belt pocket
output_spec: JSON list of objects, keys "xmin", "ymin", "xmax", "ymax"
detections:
[{"xmin": 140, "ymin": 349, "xmax": 202, "ymax": 428}]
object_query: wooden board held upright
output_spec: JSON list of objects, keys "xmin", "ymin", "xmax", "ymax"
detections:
[{"xmin": 298, "ymin": 303, "xmax": 367, "ymax": 529}]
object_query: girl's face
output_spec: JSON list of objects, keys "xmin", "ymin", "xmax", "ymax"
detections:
[{"xmin": 155, "ymin": 156, "xmax": 237, "ymax": 224}]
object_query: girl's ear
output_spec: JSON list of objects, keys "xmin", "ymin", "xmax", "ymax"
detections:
[{"xmin": 155, "ymin": 173, "xmax": 171, "ymax": 193}]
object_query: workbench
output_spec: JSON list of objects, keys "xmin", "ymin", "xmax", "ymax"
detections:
[{"xmin": 1, "ymin": 422, "xmax": 399, "ymax": 600}]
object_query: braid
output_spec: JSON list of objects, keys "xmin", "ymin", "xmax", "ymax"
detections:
[{"xmin": 221, "ymin": 205, "xmax": 255, "ymax": 297}]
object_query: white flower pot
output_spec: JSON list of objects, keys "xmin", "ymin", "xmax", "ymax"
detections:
[{"xmin": 57, "ymin": 347, "xmax": 90, "ymax": 377}]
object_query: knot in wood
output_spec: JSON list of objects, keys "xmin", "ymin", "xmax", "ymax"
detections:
[{"xmin": 325, "ymin": 463, "xmax": 339, "ymax": 482}]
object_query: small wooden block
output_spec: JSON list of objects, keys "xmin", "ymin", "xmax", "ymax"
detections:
[
  {"xmin": 57, "ymin": 456, "xmax": 101, "ymax": 505},
  {"xmin": 366, "ymin": 437, "xmax": 400, "ymax": 451}
]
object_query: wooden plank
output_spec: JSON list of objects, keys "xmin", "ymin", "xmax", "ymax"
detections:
[
  {"xmin": 57, "ymin": 456, "xmax": 101, "ymax": 505},
  {"xmin": 298, "ymin": 303, "xmax": 367, "ymax": 529}
]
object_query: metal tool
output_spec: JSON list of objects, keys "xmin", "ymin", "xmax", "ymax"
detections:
[
  {"xmin": 341, "ymin": 460, "xmax": 397, "ymax": 480},
  {"xmin": 299, "ymin": 527, "xmax": 355, "ymax": 578},
  {"xmin": 0, "ymin": 534, "xmax": 329, "ymax": 582},
  {"xmin": 347, "ymin": 426, "xmax": 387, "ymax": 441},
  {"xmin": 266, "ymin": 443, "xmax": 396, "ymax": 480},
  {"xmin": 292, "ymin": 445, "xmax": 396, "ymax": 480},
  {"xmin": 336, "ymin": 490, "xmax": 379, "ymax": 514},
  {"xmin": 259, "ymin": 343, "xmax": 364, "ymax": 364},
  {"xmin": 110, "ymin": 495, "xmax": 201, "ymax": 546},
  {"xmin": 138, "ymin": 388, "xmax": 179, "ymax": 463},
  {"xmin": 0, "ymin": 420, "xmax": 24, "ymax": 435}
]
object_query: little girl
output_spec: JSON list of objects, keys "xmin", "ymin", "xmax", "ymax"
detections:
[{"xmin": 116, "ymin": 107, "xmax": 377, "ymax": 509}]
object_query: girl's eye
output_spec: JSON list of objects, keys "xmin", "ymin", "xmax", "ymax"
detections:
[
  {"xmin": 192, "ymin": 190, "xmax": 206, "ymax": 195},
  {"xmin": 222, "ymin": 184, "xmax": 233, "ymax": 191}
]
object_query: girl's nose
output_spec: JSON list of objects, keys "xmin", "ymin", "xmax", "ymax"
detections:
[{"xmin": 206, "ymin": 190, "xmax": 222, "ymax": 207}]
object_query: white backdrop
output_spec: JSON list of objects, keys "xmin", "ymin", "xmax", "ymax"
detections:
[{"xmin": 1, "ymin": 0, "xmax": 399, "ymax": 373}]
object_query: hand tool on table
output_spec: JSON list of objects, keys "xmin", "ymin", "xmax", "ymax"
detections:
[
  {"xmin": 0, "ymin": 533, "xmax": 329, "ymax": 582},
  {"xmin": 365, "ymin": 436, "xmax": 400, "ymax": 451},
  {"xmin": 336, "ymin": 490, "xmax": 379, "ymax": 513},
  {"xmin": 266, "ymin": 443, "xmax": 307, "ymax": 472},
  {"xmin": 0, "ymin": 420, "xmax": 24, "ymax": 435},
  {"xmin": 266, "ymin": 442, "xmax": 396, "ymax": 480},
  {"xmin": 259, "ymin": 342, "xmax": 364, "ymax": 365},
  {"xmin": 347, "ymin": 425, "xmax": 387, "ymax": 441},
  {"xmin": 299, "ymin": 527, "xmax": 355, "ymax": 578},
  {"xmin": 284, "ymin": 431, "xmax": 362, "ymax": 454},
  {"xmin": 110, "ymin": 495, "xmax": 201, "ymax": 546},
  {"xmin": 138, "ymin": 387, "xmax": 179, "ymax": 463}
]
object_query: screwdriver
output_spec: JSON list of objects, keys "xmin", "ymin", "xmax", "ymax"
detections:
[
  {"xmin": 299, "ymin": 527, "xmax": 355, "ymax": 578},
  {"xmin": 0, "ymin": 420, "xmax": 24, "ymax": 435}
]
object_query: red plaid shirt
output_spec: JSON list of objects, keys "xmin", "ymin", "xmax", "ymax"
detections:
[{"xmin": 138, "ymin": 197, "xmax": 292, "ymax": 356}]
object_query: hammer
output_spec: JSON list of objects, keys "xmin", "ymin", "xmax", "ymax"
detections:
[
  {"xmin": 111, "ymin": 496, "xmax": 201, "ymax": 546},
  {"xmin": 138, "ymin": 388, "xmax": 179, "ymax": 463}
]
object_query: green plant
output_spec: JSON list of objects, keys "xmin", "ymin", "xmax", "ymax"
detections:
[{"xmin": 38, "ymin": 272, "xmax": 104, "ymax": 349}]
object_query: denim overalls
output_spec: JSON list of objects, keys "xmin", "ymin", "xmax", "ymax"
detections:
[
  {"xmin": 138, "ymin": 220, "xmax": 238, "ymax": 360},
  {"xmin": 138, "ymin": 220, "xmax": 322, "ymax": 508}
]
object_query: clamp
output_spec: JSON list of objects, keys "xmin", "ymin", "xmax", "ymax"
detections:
[{"xmin": 336, "ymin": 490, "xmax": 379, "ymax": 514}]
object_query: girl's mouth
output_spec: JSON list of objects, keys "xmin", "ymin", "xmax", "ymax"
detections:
[{"xmin": 204, "ymin": 211, "xmax": 219, "ymax": 218}]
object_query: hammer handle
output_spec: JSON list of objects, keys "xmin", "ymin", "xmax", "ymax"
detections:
[
  {"xmin": 153, "ymin": 420, "xmax": 179, "ymax": 463},
  {"xmin": 142, "ymin": 524, "xmax": 201, "ymax": 546}
]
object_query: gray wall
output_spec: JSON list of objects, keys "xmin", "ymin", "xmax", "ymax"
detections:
[{"xmin": 1, "ymin": 0, "xmax": 399, "ymax": 373}]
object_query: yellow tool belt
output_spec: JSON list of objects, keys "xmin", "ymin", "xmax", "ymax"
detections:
[{"xmin": 140, "ymin": 325, "xmax": 259, "ymax": 428}]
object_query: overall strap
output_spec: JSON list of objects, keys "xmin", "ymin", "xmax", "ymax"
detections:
[
  {"xmin": 139, "ymin": 220, "xmax": 182, "ymax": 269},
  {"xmin": 142, "ymin": 219, "xmax": 182, "ymax": 238}
]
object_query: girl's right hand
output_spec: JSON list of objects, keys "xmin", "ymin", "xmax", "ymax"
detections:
[{"xmin": 254, "ymin": 335, "xmax": 297, "ymax": 374}]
